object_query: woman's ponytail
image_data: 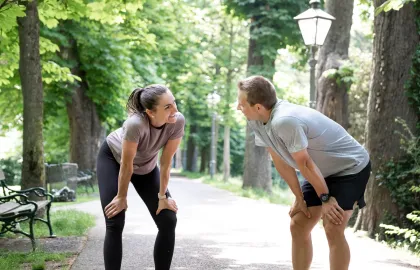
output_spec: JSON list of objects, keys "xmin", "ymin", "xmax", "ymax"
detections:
[
  {"xmin": 126, "ymin": 84, "xmax": 169, "ymax": 115},
  {"xmin": 126, "ymin": 88, "xmax": 146, "ymax": 114}
]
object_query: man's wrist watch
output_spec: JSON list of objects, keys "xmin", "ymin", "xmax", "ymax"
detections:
[
  {"xmin": 158, "ymin": 193, "xmax": 167, "ymax": 200},
  {"xmin": 319, "ymin": 193, "xmax": 330, "ymax": 203}
]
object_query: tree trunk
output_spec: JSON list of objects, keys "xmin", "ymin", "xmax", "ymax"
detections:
[
  {"xmin": 223, "ymin": 23, "xmax": 234, "ymax": 182},
  {"xmin": 214, "ymin": 117, "xmax": 219, "ymax": 174},
  {"xmin": 186, "ymin": 125, "xmax": 198, "ymax": 172},
  {"xmin": 175, "ymin": 148, "xmax": 182, "ymax": 169},
  {"xmin": 242, "ymin": 21, "xmax": 272, "ymax": 192},
  {"xmin": 61, "ymin": 31, "xmax": 103, "ymax": 171},
  {"xmin": 243, "ymin": 124, "xmax": 272, "ymax": 192},
  {"xmin": 18, "ymin": 0, "xmax": 45, "ymax": 191},
  {"xmin": 315, "ymin": 0, "xmax": 354, "ymax": 129},
  {"xmin": 354, "ymin": 1, "xmax": 419, "ymax": 236},
  {"xmin": 201, "ymin": 146, "xmax": 209, "ymax": 173},
  {"xmin": 223, "ymin": 125, "xmax": 231, "ymax": 182}
]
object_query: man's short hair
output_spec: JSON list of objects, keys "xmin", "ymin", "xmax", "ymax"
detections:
[{"xmin": 237, "ymin": 75, "xmax": 277, "ymax": 110}]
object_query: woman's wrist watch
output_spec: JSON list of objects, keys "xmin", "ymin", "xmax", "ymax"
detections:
[{"xmin": 158, "ymin": 193, "xmax": 167, "ymax": 200}]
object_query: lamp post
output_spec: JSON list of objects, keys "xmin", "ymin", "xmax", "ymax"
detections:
[
  {"xmin": 207, "ymin": 91, "xmax": 220, "ymax": 179},
  {"xmin": 294, "ymin": 0, "xmax": 335, "ymax": 109}
]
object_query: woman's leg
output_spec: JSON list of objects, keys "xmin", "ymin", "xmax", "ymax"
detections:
[
  {"xmin": 131, "ymin": 167, "xmax": 177, "ymax": 270},
  {"xmin": 97, "ymin": 142, "xmax": 125, "ymax": 270}
]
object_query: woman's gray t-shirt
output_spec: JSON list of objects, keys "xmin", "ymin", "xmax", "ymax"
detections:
[
  {"xmin": 248, "ymin": 100, "xmax": 369, "ymax": 177},
  {"xmin": 106, "ymin": 113, "xmax": 185, "ymax": 175}
]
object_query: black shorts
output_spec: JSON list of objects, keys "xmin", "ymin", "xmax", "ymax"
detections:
[{"xmin": 302, "ymin": 162, "xmax": 371, "ymax": 211}]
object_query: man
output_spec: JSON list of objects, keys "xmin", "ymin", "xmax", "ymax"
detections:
[{"xmin": 236, "ymin": 75, "xmax": 371, "ymax": 270}]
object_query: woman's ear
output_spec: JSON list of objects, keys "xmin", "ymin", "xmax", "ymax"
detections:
[{"xmin": 145, "ymin": 109, "xmax": 154, "ymax": 118}]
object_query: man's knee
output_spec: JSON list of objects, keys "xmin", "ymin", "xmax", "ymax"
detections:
[
  {"xmin": 290, "ymin": 218, "xmax": 312, "ymax": 239},
  {"xmin": 323, "ymin": 221, "xmax": 345, "ymax": 243},
  {"xmin": 156, "ymin": 210, "xmax": 177, "ymax": 232}
]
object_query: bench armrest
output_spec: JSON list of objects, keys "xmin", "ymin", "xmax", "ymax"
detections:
[{"xmin": 14, "ymin": 187, "xmax": 54, "ymax": 202}]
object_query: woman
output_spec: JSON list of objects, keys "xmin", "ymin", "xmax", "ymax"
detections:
[{"xmin": 96, "ymin": 84, "xmax": 185, "ymax": 270}]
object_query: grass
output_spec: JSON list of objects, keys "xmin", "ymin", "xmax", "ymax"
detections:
[
  {"xmin": 179, "ymin": 171, "xmax": 295, "ymax": 205},
  {"xmin": 0, "ymin": 250, "xmax": 71, "ymax": 270},
  {"xmin": 0, "ymin": 209, "xmax": 95, "ymax": 269},
  {"xmin": 3, "ymin": 209, "xmax": 95, "ymax": 238}
]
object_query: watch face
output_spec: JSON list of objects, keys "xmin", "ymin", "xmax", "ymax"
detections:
[{"xmin": 321, "ymin": 194, "xmax": 329, "ymax": 202}]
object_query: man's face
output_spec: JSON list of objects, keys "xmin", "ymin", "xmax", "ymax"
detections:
[{"xmin": 237, "ymin": 90, "xmax": 258, "ymax": 120}]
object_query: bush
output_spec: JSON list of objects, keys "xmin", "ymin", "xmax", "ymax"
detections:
[{"xmin": 0, "ymin": 157, "xmax": 22, "ymax": 185}]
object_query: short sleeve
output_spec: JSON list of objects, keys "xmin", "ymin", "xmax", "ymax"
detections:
[
  {"xmin": 274, "ymin": 117, "xmax": 308, "ymax": 153},
  {"xmin": 169, "ymin": 113, "xmax": 185, "ymax": 140},
  {"xmin": 122, "ymin": 116, "xmax": 142, "ymax": 142},
  {"xmin": 255, "ymin": 133, "xmax": 267, "ymax": 147}
]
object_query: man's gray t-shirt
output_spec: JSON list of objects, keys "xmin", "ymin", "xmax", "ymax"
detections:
[
  {"xmin": 106, "ymin": 113, "xmax": 185, "ymax": 175},
  {"xmin": 249, "ymin": 100, "xmax": 369, "ymax": 177}
]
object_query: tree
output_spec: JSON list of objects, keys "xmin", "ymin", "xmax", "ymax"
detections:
[
  {"xmin": 354, "ymin": 0, "xmax": 419, "ymax": 236},
  {"xmin": 315, "ymin": 0, "xmax": 355, "ymax": 129},
  {"xmin": 225, "ymin": 0, "xmax": 306, "ymax": 191},
  {"xmin": 17, "ymin": 0, "xmax": 45, "ymax": 190}
]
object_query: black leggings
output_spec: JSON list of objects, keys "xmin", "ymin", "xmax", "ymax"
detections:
[{"xmin": 96, "ymin": 141, "xmax": 176, "ymax": 270}]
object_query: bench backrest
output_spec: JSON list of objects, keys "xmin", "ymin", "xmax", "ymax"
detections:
[
  {"xmin": 45, "ymin": 164, "xmax": 67, "ymax": 191},
  {"xmin": 61, "ymin": 163, "xmax": 78, "ymax": 191}
]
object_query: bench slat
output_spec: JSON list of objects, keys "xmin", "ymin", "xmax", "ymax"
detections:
[
  {"xmin": 0, "ymin": 202, "xmax": 21, "ymax": 213},
  {"xmin": 0, "ymin": 200, "xmax": 49, "ymax": 218}
]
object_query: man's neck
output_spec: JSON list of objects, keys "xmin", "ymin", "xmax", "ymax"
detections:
[{"xmin": 261, "ymin": 109, "xmax": 272, "ymax": 124}]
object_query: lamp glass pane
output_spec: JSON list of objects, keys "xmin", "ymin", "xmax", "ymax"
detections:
[
  {"xmin": 298, "ymin": 18, "xmax": 317, "ymax": 45},
  {"xmin": 315, "ymin": 18, "xmax": 332, "ymax": 46}
]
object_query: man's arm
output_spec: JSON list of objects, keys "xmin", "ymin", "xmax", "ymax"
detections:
[
  {"xmin": 290, "ymin": 149, "xmax": 328, "ymax": 197},
  {"xmin": 267, "ymin": 147, "xmax": 302, "ymax": 199}
]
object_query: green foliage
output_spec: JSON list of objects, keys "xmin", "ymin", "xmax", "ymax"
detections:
[
  {"xmin": 225, "ymin": 0, "xmax": 307, "ymax": 77},
  {"xmin": 0, "ymin": 156, "xmax": 21, "ymax": 185},
  {"xmin": 324, "ymin": 61, "xmax": 356, "ymax": 92},
  {"xmin": 375, "ymin": 0, "xmax": 416, "ymax": 15},
  {"xmin": 406, "ymin": 1, "xmax": 420, "ymax": 131},
  {"xmin": 379, "ymin": 119, "xmax": 420, "ymax": 254},
  {"xmin": 0, "ymin": 2, "xmax": 25, "ymax": 33}
]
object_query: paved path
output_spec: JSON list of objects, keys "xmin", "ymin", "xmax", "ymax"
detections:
[{"xmin": 70, "ymin": 176, "xmax": 420, "ymax": 270}]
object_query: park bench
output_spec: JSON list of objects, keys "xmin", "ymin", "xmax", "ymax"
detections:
[
  {"xmin": 0, "ymin": 169, "xmax": 55, "ymax": 251},
  {"xmin": 45, "ymin": 163, "xmax": 95, "ymax": 201}
]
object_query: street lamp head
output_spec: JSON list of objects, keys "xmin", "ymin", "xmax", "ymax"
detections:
[
  {"xmin": 294, "ymin": 0, "xmax": 335, "ymax": 46},
  {"xmin": 207, "ymin": 91, "xmax": 221, "ymax": 107}
]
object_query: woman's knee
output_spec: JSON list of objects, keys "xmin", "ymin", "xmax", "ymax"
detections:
[
  {"xmin": 105, "ymin": 212, "xmax": 125, "ymax": 233},
  {"xmin": 155, "ymin": 211, "xmax": 177, "ymax": 232}
]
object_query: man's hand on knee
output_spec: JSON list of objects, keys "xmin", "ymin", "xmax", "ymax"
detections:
[{"xmin": 289, "ymin": 197, "xmax": 311, "ymax": 218}]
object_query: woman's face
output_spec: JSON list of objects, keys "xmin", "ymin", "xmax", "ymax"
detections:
[{"xmin": 147, "ymin": 90, "xmax": 179, "ymax": 125}]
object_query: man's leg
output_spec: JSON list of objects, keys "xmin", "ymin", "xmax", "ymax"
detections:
[
  {"xmin": 290, "ymin": 206, "xmax": 322, "ymax": 270},
  {"xmin": 323, "ymin": 210, "xmax": 353, "ymax": 270}
]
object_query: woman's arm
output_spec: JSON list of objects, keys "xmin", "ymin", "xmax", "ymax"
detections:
[
  {"xmin": 158, "ymin": 137, "xmax": 182, "ymax": 197},
  {"xmin": 104, "ymin": 139, "xmax": 137, "ymax": 219},
  {"xmin": 117, "ymin": 140, "xmax": 138, "ymax": 197}
]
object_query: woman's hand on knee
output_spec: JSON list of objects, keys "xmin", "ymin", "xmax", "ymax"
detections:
[
  {"xmin": 105, "ymin": 195, "xmax": 128, "ymax": 219},
  {"xmin": 156, "ymin": 198, "xmax": 178, "ymax": 215}
]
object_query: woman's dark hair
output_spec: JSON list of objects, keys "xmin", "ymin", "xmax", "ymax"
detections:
[{"xmin": 126, "ymin": 84, "xmax": 169, "ymax": 114}]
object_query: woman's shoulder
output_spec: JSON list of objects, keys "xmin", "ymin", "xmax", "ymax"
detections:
[{"xmin": 124, "ymin": 113, "xmax": 148, "ymax": 129}]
